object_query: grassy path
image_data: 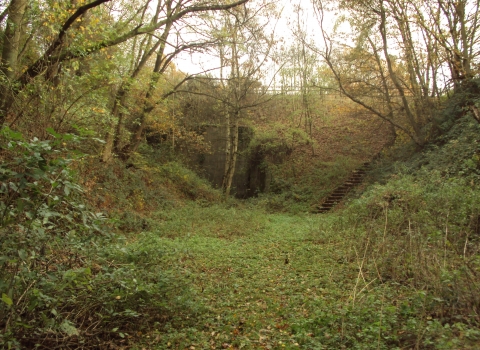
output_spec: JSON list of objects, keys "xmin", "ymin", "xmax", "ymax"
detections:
[
  {"xmin": 130, "ymin": 202, "xmax": 480, "ymax": 350},
  {"xmin": 135, "ymin": 205, "xmax": 359, "ymax": 349}
]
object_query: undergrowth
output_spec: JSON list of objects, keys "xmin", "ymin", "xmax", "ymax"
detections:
[
  {"xmin": 76, "ymin": 144, "xmax": 221, "ymax": 233},
  {"xmin": 0, "ymin": 128, "xmax": 214, "ymax": 349},
  {"xmin": 318, "ymin": 169, "xmax": 480, "ymax": 349}
]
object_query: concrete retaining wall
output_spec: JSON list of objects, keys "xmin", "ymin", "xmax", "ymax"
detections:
[{"xmin": 192, "ymin": 125, "xmax": 265, "ymax": 198}]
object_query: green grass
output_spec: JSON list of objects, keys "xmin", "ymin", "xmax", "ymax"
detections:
[
  {"xmin": 130, "ymin": 200, "xmax": 480, "ymax": 350},
  {"xmin": 138, "ymin": 206, "xmax": 349, "ymax": 349}
]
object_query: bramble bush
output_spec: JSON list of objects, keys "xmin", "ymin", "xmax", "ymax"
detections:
[
  {"xmin": 0, "ymin": 126, "xmax": 103, "ymax": 347},
  {"xmin": 0, "ymin": 128, "xmax": 186, "ymax": 349}
]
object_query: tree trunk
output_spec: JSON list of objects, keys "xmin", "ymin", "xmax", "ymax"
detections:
[
  {"xmin": 458, "ymin": 0, "xmax": 471, "ymax": 80},
  {"xmin": 222, "ymin": 16, "xmax": 239, "ymax": 198},
  {"xmin": 1, "ymin": 0, "xmax": 27, "ymax": 80},
  {"xmin": 123, "ymin": 20, "xmax": 173, "ymax": 159},
  {"xmin": 222, "ymin": 108, "xmax": 232, "ymax": 191},
  {"xmin": 102, "ymin": 4, "xmax": 161, "ymax": 162},
  {"xmin": 379, "ymin": 3, "xmax": 424, "ymax": 145},
  {"xmin": 224, "ymin": 114, "xmax": 239, "ymax": 198},
  {"xmin": 0, "ymin": 0, "xmax": 27, "ymax": 126},
  {"xmin": 102, "ymin": 131, "xmax": 114, "ymax": 162}
]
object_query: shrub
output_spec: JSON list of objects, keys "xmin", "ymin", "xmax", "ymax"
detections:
[
  {"xmin": 0, "ymin": 128, "xmax": 187, "ymax": 348},
  {"xmin": 0, "ymin": 127, "xmax": 104, "ymax": 346},
  {"xmin": 342, "ymin": 170, "xmax": 480, "ymax": 326}
]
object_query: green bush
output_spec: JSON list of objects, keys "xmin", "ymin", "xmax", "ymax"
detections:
[
  {"xmin": 0, "ymin": 127, "xmax": 103, "ymax": 346},
  {"xmin": 158, "ymin": 161, "xmax": 221, "ymax": 202},
  {"xmin": 340, "ymin": 170, "xmax": 480, "ymax": 327},
  {"xmin": 0, "ymin": 128, "xmax": 188, "ymax": 348}
]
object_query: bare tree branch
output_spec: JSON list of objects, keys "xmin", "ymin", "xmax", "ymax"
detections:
[{"xmin": 19, "ymin": 0, "xmax": 250, "ymax": 86}]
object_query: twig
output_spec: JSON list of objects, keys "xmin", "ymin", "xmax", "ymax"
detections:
[
  {"xmin": 351, "ymin": 237, "xmax": 370, "ymax": 306},
  {"xmin": 463, "ymin": 231, "xmax": 469, "ymax": 259},
  {"xmin": 443, "ymin": 212, "xmax": 449, "ymax": 269},
  {"xmin": 383, "ymin": 203, "xmax": 388, "ymax": 246},
  {"xmin": 377, "ymin": 286, "xmax": 386, "ymax": 350}
]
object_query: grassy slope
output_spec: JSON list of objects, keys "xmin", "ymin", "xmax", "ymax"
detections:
[{"xmin": 251, "ymin": 95, "xmax": 393, "ymax": 213}]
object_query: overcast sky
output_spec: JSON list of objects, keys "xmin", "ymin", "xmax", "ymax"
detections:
[{"xmin": 171, "ymin": 0, "xmax": 321, "ymax": 76}]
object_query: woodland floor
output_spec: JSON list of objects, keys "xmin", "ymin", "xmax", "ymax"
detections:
[
  {"xmin": 131, "ymin": 199, "xmax": 480, "ymax": 350},
  {"xmin": 136, "ymin": 206, "xmax": 356, "ymax": 349}
]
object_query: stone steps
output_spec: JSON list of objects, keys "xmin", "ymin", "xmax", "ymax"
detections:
[{"xmin": 313, "ymin": 162, "xmax": 371, "ymax": 213}]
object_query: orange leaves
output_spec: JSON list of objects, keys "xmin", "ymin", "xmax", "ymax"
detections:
[
  {"xmin": 149, "ymin": 118, "xmax": 174, "ymax": 134},
  {"xmin": 91, "ymin": 106, "xmax": 107, "ymax": 114}
]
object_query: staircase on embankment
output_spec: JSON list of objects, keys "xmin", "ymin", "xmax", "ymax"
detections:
[{"xmin": 314, "ymin": 162, "xmax": 371, "ymax": 213}]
